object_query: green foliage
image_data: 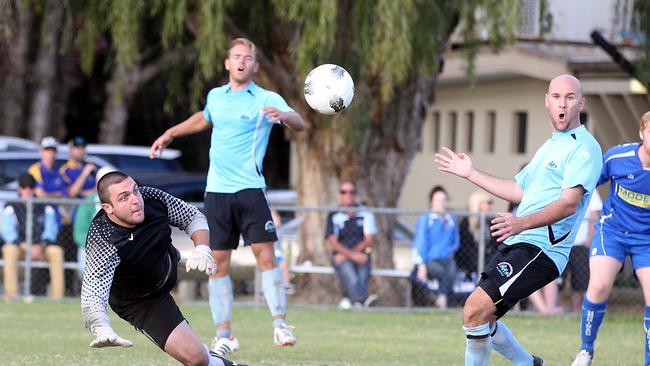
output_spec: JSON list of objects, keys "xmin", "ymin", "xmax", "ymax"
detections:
[
  {"xmin": 196, "ymin": 0, "xmax": 230, "ymax": 80},
  {"xmin": 108, "ymin": 0, "xmax": 145, "ymax": 69},
  {"xmin": 459, "ymin": 0, "xmax": 519, "ymax": 82}
]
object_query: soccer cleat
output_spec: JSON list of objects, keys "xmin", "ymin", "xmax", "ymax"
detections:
[
  {"xmin": 570, "ymin": 350, "xmax": 593, "ymax": 366},
  {"xmin": 274, "ymin": 323, "xmax": 297, "ymax": 346},
  {"xmin": 209, "ymin": 351, "xmax": 248, "ymax": 366},
  {"xmin": 532, "ymin": 355, "xmax": 545, "ymax": 366},
  {"xmin": 211, "ymin": 336, "xmax": 240, "ymax": 357}
]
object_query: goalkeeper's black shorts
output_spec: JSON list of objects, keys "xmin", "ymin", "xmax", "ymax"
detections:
[
  {"xmin": 110, "ymin": 292, "xmax": 185, "ymax": 350},
  {"xmin": 477, "ymin": 243, "xmax": 559, "ymax": 319}
]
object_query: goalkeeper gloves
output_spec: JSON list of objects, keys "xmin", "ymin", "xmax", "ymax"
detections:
[
  {"xmin": 90, "ymin": 325, "xmax": 133, "ymax": 348},
  {"xmin": 186, "ymin": 244, "xmax": 217, "ymax": 275}
]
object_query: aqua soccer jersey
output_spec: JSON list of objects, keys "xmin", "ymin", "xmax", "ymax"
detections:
[
  {"xmin": 202, "ymin": 82, "xmax": 294, "ymax": 193},
  {"xmin": 505, "ymin": 125, "xmax": 602, "ymax": 273},
  {"xmin": 598, "ymin": 142, "xmax": 650, "ymax": 236}
]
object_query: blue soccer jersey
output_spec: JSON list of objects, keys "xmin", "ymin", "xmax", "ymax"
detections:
[
  {"xmin": 202, "ymin": 82, "xmax": 294, "ymax": 193},
  {"xmin": 598, "ymin": 142, "xmax": 650, "ymax": 236},
  {"xmin": 505, "ymin": 125, "xmax": 602, "ymax": 273}
]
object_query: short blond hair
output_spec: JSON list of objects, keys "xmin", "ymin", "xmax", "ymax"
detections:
[
  {"xmin": 228, "ymin": 37, "xmax": 257, "ymax": 59},
  {"xmin": 641, "ymin": 111, "xmax": 650, "ymax": 131}
]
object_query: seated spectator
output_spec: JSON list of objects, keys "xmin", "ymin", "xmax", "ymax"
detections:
[
  {"xmin": 412, "ymin": 186, "xmax": 460, "ymax": 309},
  {"xmin": 28, "ymin": 136, "xmax": 67, "ymax": 199},
  {"xmin": 325, "ymin": 180, "xmax": 378, "ymax": 308},
  {"xmin": 60, "ymin": 136, "xmax": 96, "ymax": 198},
  {"xmin": 457, "ymin": 190, "xmax": 497, "ymax": 279},
  {"xmin": 1, "ymin": 173, "xmax": 63, "ymax": 301}
]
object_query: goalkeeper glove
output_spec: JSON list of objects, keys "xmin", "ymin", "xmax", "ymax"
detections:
[
  {"xmin": 90, "ymin": 325, "xmax": 133, "ymax": 348},
  {"xmin": 186, "ymin": 244, "xmax": 216, "ymax": 275}
]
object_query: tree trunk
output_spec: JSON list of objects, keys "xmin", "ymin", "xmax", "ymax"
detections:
[
  {"xmin": 1, "ymin": 0, "xmax": 32, "ymax": 137},
  {"xmin": 28, "ymin": 0, "xmax": 64, "ymax": 141},
  {"xmin": 99, "ymin": 46, "xmax": 196, "ymax": 144},
  {"xmin": 358, "ymin": 75, "xmax": 437, "ymax": 269}
]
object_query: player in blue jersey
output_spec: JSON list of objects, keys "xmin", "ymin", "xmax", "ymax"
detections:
[
  {"xmin": 149, "ymin": 37, "xmax": 305, "ymax": 357},
  {"xmin": 435, "ymin": 74, "xmax": 602, "ymax": 366},
  {"xmin": 571, "ymin": 111, "xmax": 650, "ymax": 366}
]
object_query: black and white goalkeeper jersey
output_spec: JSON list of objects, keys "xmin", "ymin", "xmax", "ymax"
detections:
[{"xmin": 81, "ymin": 186, "xmax": 207, "ymax": 331}]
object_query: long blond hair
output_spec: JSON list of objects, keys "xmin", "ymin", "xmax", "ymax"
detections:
[{"xmin": 467, "ymin": 190, "xmax": 491, "ymax": 232}]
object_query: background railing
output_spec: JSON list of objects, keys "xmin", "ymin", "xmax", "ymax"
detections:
[{"xmin": 0, "ymin": 198, "xmax": 640, "ymax": 313}]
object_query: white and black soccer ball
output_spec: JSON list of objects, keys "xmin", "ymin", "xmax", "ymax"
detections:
[{"xmin": 303, "ymin": 64, "xmax": 354, "ymax": 115}]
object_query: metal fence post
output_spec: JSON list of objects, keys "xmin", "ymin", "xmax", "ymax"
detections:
[
  {"xmin": 23, "ymin": 199, "xmax": 34, "ymax": 298},
  {"xmin": 477, "ymin": 212, "xmax": 486, "ymax": 275}
]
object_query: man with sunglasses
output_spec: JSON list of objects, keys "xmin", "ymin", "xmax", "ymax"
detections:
[{"xmin": 325, "ymin": 180, "xmax": 378, "ymax": 308}]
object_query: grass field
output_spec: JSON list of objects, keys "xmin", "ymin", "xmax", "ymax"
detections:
[{"xmin": 0, "ymin": 299, "xmax": 645, "ymax": 365}]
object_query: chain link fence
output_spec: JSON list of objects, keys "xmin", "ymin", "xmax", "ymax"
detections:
[{"xmin": 0, "ymin": 199, "xmax": 642, "ymax": 313}]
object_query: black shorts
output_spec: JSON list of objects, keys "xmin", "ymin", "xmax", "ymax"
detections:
[
  {"xmin": 205, "ymin": 189, "xmax": 278, "ymax": 250},
  {"xmin": 563, "ymin": 245, "xmax": 590, "ymax": 291},
  {"xmin": 109, "ymin": 293, "xmax": 185, "ymax": 350},
  {"xmin": 478, "ymin": 243, "xmax": 560, "ymax": 319}
]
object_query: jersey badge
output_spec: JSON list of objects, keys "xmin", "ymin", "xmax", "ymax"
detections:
[{"xmin": 128, "ymin": 233, "xmax": 134, "ymax": 241}]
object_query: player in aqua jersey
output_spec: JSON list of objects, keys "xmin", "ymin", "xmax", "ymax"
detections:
[
  {"xmin": 435, "ymin": 74, "xmax": 602, "ymax": 366},
  {"xmin": 150, "ymin": 37, "xmax": 305, "ymax": 357},
  {"xmin": 571, "ymin": 111, "xmax": 650, "ymax": 366}
]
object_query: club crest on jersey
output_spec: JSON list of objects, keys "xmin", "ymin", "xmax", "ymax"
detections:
[
  {"xmin": 579, "ymin": 150, "xmax": 591, "ymax": 162},
  {"xmin": 627, "ymin": 173, "xmax": 635, "ymax": 180},
  {"xmin": 545, "ymin": 160, "xmax": 559, "ymax": 170},
  {"xmin": 264, "ymin": 220, "xmax": 276, "ymax": 233},
  {"xmin": 240, "ymin": 112, "xmax": 252, "ymax": 120},
  {"xmin": 496, "ymin": 262, "xmax": 513, "ymax": 277}
]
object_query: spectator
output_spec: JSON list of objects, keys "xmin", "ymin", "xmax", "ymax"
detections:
[
  {"xmin": 565, "ymin": 190, "xmax": 602, "ymax": 312},
  {"xmin": 28, "ymin": 136, "xmax": 66, "ymax": 199},
  {"xmin": 73, "ymin": 167, "xmax": 115, "ymax": 281},
  {"xmin": 527, "ymin": 280, "xmax": 563, "ymax": 314},
  {"xmin": 325, "ymin": 180, "xmax": 378, "ymax": 308},
  {"xmin": 60, "ymin": 136, "xmax": 96, "ymax": 198},
  {"xmin": 457, "ymin": 190, "xmax": 497, "ymax": 279},
  {"xmin": 1, "ymin": 173, "xmax": 63, "ymax": 301},
  {"xmin": 412, "ymin": 186, "xmax": 460, "ymax": 309}
]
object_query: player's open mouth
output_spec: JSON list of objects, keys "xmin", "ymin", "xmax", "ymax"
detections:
[{"xmin": 559, "ymin": 112, "xmax": 565, "ymax": 121}]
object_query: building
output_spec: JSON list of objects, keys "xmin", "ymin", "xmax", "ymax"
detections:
[{"xmin": 398, "ymin": 0, "xmax": 649, "ymax": 211}]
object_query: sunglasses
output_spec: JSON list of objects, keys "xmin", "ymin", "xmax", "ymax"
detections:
[{"xmin": 339, "ymin": 189, "xmax": 356, "ymax": 194}]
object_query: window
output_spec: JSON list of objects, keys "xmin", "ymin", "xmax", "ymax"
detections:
[
  {"xmin": 515, "ymin": 111, "xmax": 528, "ymax": 154},
  {"xmin": 432, "ymin": 111, "xmax": 441, "ymax": 152},
  {"xmin": 486, "ymin": 111, "xmax": 496, "ymax": 153},
  {"xmin": 449, "ymin": 111, "xmax": 457, "ymax": 151},
  {"xmin": 466, "ymin": 111, "xmax": 474, "ymax": 152}
]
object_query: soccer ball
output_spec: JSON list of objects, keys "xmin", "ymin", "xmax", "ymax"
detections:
[{"xmin": 303, "ymin": 64, "xmax": 354, "ymax": 114}]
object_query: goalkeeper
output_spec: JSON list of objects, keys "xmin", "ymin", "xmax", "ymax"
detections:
[{"xmin": 81, "ymin": 171, "xmax": 244, "ymax": 366}]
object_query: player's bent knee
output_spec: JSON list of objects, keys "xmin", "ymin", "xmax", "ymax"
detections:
[{"xmin": 463, "ymin": 290, "xmax": 495, "ymax": 326}]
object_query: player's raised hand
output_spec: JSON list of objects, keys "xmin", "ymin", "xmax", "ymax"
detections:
[
  {"xmin": 149, "ymin": 131, "xmax": 174, "ymax": 159},
  {"xmin": 434, "ymin": 147, "xmax": 474, "ymax": 178},
  {"xmin": 90, "ymin": 325, "xmax": 133, "ymax": 348},
  {"xmin": 186, "ymin": 244, "xmax": 217, "ymax": 275},
  {"xmin": 490, "ymin": 212, "xmax": 525, "ymax": 242}
]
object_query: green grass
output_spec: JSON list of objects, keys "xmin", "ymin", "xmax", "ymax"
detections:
[{"xmin": 0, "ymin": 299, "xmax": 645, "ymax": 365}]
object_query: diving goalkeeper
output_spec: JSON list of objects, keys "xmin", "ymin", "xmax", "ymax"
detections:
[{"xmin": 81, "ymin": 171, "xmax": 245, "ymax": 366}]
